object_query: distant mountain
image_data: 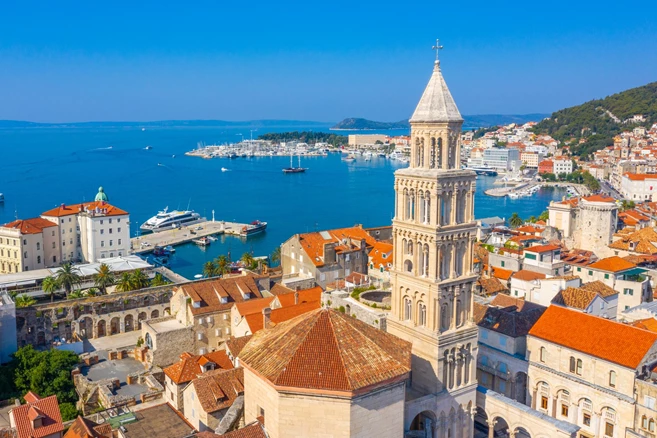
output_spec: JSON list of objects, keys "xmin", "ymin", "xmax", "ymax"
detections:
[
  {"xmin": 0, "ymin": 119, "xmax": 333, "ymax": 129},
  {"xmin": 534, "ymin": 82, "xmax": 657, "ymax": 156},
  {"xmin": 331, "ymin": 114, "xmax": 549, "ymax": 131}
]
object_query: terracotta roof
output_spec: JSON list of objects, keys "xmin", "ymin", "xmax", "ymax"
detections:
[
  {"xmin": 580, "ymin": 281, "xmax": 618, "ymax": 298},
  {"xmin": 274, "ymin": 286, "xmax": 322, "ymax": 308},
  {"xmin": 491, "ymin": 267, "xmax": 513, "ymax": 281},
  {"xmin": 529, "ymin": 306, "xmax": 657, "ymax": 369},
  {"xmin": 511, "ymin": 270, "xmax": 546, "ymax": 282},
  {"xmin": 23, "ymin": 392, "xmax": 40, "ymax": 404},
  {"xmin": 587, "ymin": 256, "xmax": 636, "ymax": 272},
  {"xmin": 164, "ymin": 350, "xmax": 234, "ymax": 384},
  {"xmin": 581, "ymin": 194, "xmax": 616, "ymax": 203},
  {"xmin": 524, "ymin": 244, "xmax": 560, "ymax": 253},
  {"xmin": 552, "ymin": 287, "xmax": 600, "ymax": 310},
  {"xmin": 10, "ymin": 394, "xmax": 63, "ymax": 438},
  {"xmin": 2, "ymin": 218, "xmax": 57, "ymax": 234},
  {"xmin": 631, "ymin": 318, "xmax": 657, "ymax": 333},
  {"xmin": 477, "ymin": 277, "xmax": 508, "ymax": 295},
  {"xmin": 234, "ymin": 297, "xmax": 276, "ymax": 316},
  {"xmin": 191, "ymin": 368, "xmax": 244, "ymax": 414},
  {"xmin": 474, "ymin": 298, "xmax": 546, "ymax": 338},
  {"xmin": 216, "ymin": 421, "xmax": 268, "ymax": 438},
  {"xmin": 243, "ymin": 300, "xmax": 320, "ymax": 334},
  {"xmin": 64, "ymin": 416, "xmax": 112, "ymax": 438},
  {"xmin": 609, "ymin": 227, "xmax": 657, "ymax": 255},
  {"xmin": 297, "ymin": 226, "xmax": 377, "ymax": 267},
  {"xmin": 240, "ymin": 308, "xmax": 411, "ymax": 393},
  {"xmin": 225, "ymin": 335, "xmax": 252, "ymax": 358},
  {"xmin": 368, "ymin": 241, "xmax": 394, "ymax": 268},
  {"xmin": 179, "ymin": 276, "xmax": 263, "ymax": 316},
  {"xmin": 624, "ymin": 173, "xmax": 657, "ymax": 181},
  {"xmin": 42, "ymin": 201, "xmax": 128, "ymax": 218}
]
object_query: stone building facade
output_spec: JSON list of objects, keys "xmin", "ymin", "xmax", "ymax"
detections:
[{"xmin": 386, "ymin": 55, "xmax": 479, "ymax": 436}]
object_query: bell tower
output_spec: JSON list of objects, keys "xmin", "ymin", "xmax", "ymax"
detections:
[{"xmin": 388, "ymin": 43, "xmax": 478, "ymax": 434}]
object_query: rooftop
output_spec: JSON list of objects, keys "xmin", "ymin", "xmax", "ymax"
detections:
[
  {"xmin": 63, "ymin": 416, "xmax": 112, "ymax": 438},
  {"xmin": 191, "ymin": 368, "xmax": 244, "ymax": 414},
  {"xmin": 409, "ymin": 60, "xmax": 463, "ymax": 123},
  {"xmin": 2, "ymin": 218, "xmax": 57, "ymax": 234},
  {"xmin": 119, "ymin": 403, "xmax": 194, "ymax": 438},
  {"xmin": 297, "ymin": 226, "xmax": 377, "ymax": 267},
  {"xmin": 474, "ymin": 295, "xmax": 546, "ymax": 338},
  {"xmin": 587, "ymin": 256, "xmax": 636, "ymax": 273},
  {"xmin": 164, "ymin": 350, "xmax": 234, "ymax": 385},
  {"xmin": 10, "ymin": 393, "xmax": 63, "ymax": 438},
  {"xmin": 42, "ymin": 201, "xmax": 128, "ymax": 218},
  {"xmin": 179, "ymin": 275, "xmax": 263, "ymax": 316}
]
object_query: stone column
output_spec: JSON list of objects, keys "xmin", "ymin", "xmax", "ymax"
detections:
[
  {"xmin": 452, "ymin": 288, "xmax": 460, "ymax": 327},
  {"xmin": 436, "ymin": 244, "xmax": 442, "ymax": 280},
  {"xmin": 487, "ymin": 420, "xmax": 497, "ymax": 438},
  {"xmin": 425, "ymin": 133, "xmax": 432, "ymax": 168},
  {"xmin": 450, "ymin": 243, "xmax": 456, "ymax": 279},
  {"xmin": 429, "ymin": 242, "xmax": 437, "ymax": 279},
  {"xmin": 441, "ymin": 134, "xmax": 449, "ymax": 170},
  {"xmin": 465, "ymin": 237, "xmax": 473, "ymax": 274},
  {"xmin": 451, "ymin": 190, "xmax": 457, "ymax": 225}
]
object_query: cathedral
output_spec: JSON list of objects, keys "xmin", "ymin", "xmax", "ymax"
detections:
[{"xmin": 388, "ymin": 48, "xmax": 479, "ymax": 436}]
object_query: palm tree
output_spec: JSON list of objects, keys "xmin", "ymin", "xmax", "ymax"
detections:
[
  {"xmin": 15, "ymin": 294, "xmax": 37, "ymax": 308},
  {"xmin": 93, "ymin": 263, "xmax": 115, "ymax": 294},
  {"xmin": 528, "ymin": 215, "xmax": 537, "ymax": 223},
  {"xmin": 271, "ymin": 247, "xmax": 281, "ymax": 266},
  {"xmin": 215, "ymin": 255, "xmax": 230, "ymax": 276},
  {"xmin": 68, "ymin": 290, "xmax": 84, "ymax": 299},
  {"xmin": 56, "ymin": 263, "xmax": 81, "ymax": 299},
  {"xmin": 116, "ymin": 272, "xmax": 134, "ymax": 292},
  {"xmin": 203, "ymin": 261, "xmax": 217, "ymax": 278},
  {"xmin": 130, "ymin": 269, "xmax": 149, "ymax": 290},
  {"xmin": 150, "ymin": 273, "xmax": 168, "ymax": 286},
  {"xmin": 42, "ymin": 276, "xmax": 60, "ymax": 303},
  {"xmin": 241, "ymin": 252, "xmax": 255, "ymax": 269},
  {"xmin": 509, "ymin": 213, "xmax": 523, "ymax": 228},
  {"xmin": 86, "ymin": 288, "xmax": 100, "ymax": 297}
]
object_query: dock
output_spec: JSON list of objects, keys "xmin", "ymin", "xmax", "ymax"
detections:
[{"xmin": 130, "ymin": 220, "xmax": 251, "ymax": 255}]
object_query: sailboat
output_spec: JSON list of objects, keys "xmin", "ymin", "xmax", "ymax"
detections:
[{"xmin": 283, "ymin": 154, "xmax": 307, "ymax": 174}]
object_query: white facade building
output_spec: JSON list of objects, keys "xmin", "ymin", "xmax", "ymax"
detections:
[
  {"xmin": 620, "ymin": 173, "xmax": 657, "ymax": 201},
  {"xmin": 553, "ymin": 158, "xmax": 573, "ymax": 175}
]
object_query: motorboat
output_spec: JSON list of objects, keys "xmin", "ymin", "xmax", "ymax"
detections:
[
  {"xmin": 193, "ymin": 237, "xmax": 211, "ymax": 246},
  {"xmin": 508, "ymin": 193, "xmax": 520, "ymax": 199},
  {"xmin": 207, "ymin": 235, "xmax": 218, "ymax": 242},
  {"xmin": 342, "ymin": 154, "xmax": 356, "ymax": 162},
  {"xmin": 221, "ymin": 167, "xmax": 229, "ymax": 172},
  {"xmin": 144, "ymin": 145, "xmax": 152, "ymax": 150},
  {"xmin": 466, "ymin": 165, "xmax": 498, "ymax": 176},
  {"xmin": 240, "ymin": 220, "xmax": 267, "ymax": 237},
  {"xmin": 140, "ymin": 207, "xmax": 202, "ymax": 233}
]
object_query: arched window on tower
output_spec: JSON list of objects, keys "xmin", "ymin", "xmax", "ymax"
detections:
[
  {"xmin": 456, "ymin": 300, "xmax": 463, "ymax": 327},
  {"xmin": 407, "ymin": 240, "xmax": 414, "ymax": 256},
  {"xmin": 421, "ymin": 244, "xmax": 430, "ymax": 276},
  {"xmin": 441, "ymin": 302, "xmax": 449, "ymax": 330},
  {"xmin": 403, "ymin": 188, "xmax": 410, "ymax": 220},
  {"xmin": 404, "ymin": 298, "xmax": 412, "ymax": 320},
  {"xmin": 418, "ymin": 302, "xmax": 426, "ymax": 326},
  {"xmin": 418, "ymin": 190, "xmax": 425, "ymax": 223},
  {"xmin": 410, "ymin": 189, "xmax": 416, "ymax": 220},
  {"xmin": 424, "ymin": 192, "xmax": 431, "ymax": 223},
  {"xmin": 430, "ymin": 137, "xmax": 436, "ymax": 168},
  {"xmin": 437, "ymin": 137, "xmax": 443, "ymax": 169}
]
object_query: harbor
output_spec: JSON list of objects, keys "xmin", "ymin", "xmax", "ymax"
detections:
[{"xmin": 484, "ymin": 181, "xmax": 591, "ymax": 198}]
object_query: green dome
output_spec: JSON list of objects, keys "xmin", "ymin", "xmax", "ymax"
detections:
[{"xmin": 95, "ymin": 186, "xmax": 109, "ymax": 202}]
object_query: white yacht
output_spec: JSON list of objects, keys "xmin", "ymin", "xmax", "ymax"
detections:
[{"xmin": 140, "ymin": 207, "xmax": 202, "ymax": 233}]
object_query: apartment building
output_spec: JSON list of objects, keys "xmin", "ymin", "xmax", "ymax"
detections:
[{"xmin": 0, "ymin": 218, "xmax": 59, "ymax": 273}]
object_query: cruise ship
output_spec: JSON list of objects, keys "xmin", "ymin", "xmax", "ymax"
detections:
[{"xmin": 140, "ymin": 207, "xmax": 202, "ymax": 233}]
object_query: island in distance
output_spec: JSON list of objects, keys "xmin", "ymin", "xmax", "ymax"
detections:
[{"xmin": 331, "ymin": 114, "xmax": 549, "ymax": 130}]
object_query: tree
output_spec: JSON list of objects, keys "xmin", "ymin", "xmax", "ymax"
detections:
[
  {"xmin": 68, "ymin": 290, "xmax": 84, "ymax": 299},
  {"xmin": 116, "ymin": 272, "xmax": 134, "ymax": 292},
  {"xmin": 59, "ymin": 403, "xmax": 79, "ymax": 422},
  {"xmin": 215, "ymin": 255, "xmax": 230, "ymax": 276},
  {"xmin": 270, "ymin": 247, "xmax": 281, "ymax": 266},
  {"xmin": 150, "ymin": 273, "xmax": 168, "ymax": 286},
  {"xmin": 86, "ymin": 288, "xmax": 99, "ymax": 297},
  {"xmin": 130, "ymin": 269, "xmax": 149, "ymax": 290},
  {"xmin": 42, "ymin": 276, "xmax": 59, "ymax": 303},
  {"xmin": 203, "ymin": 261, "xmax": 217, "ymax": 278},
  {"xmin": 528, "ymin": 216, "xmax": 537, "ymax": 223},
  {"xmin": 241, "ymin": 252, "xmax": 255, "ymax": 269},
  {"xmin": 93, "ymin": 263, "xmax": 115, "ymax": 295},
  {"xmin": 621, "ymin": 200, "xmax": 636, "ymax": 211},
  {"xmin": 538, "ymin": 210, "xmax": 549, "ymax": 222},
  {"xmin": 14, "ymin": 295, "xmax": 36, "ymax": 308},
  {"xmin": 509, "ymin": 213, "xmax": 523, "ymax": 228},
  {"xmin": 55, "ymin": 263, "xmax": 80, "ymax": 299}
]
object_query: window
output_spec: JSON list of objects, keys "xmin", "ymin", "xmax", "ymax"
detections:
[
  {"xmin": 576, "ymin": 359, "xmax": 583, "ymax": 375},
  {"xmin": 118, "ymin": 239, "xmax": 122, "ymax": 245},
  {"xmin": 118, "ymin": 218, "xmax": 121, "ymax": 223},
  {"xmin": 540, "ymin": 347, "xmax": 547, "ymax": 362},
  {"xmin": 23, "ymin": 239, "xmax": 27, "ymax": 245},
  {"xmin": 100, "ymin": 220, "xmax": 103, "ymax": 225},
  {"xmin": 23, "ymin": 252, "xmax": 27, "ymax": 259},
  {"xmin": 100, "ymin": 229, "xmax": 104, "ymax": 235},
  {"xmin": 109, "ymin": 218, "xmax": 112, "ymax": 224},
  {"xmin": 501, "ymin": 261, "xmax": 505, "ymax": 267},
  {"xmin": 258, "ymin": 406, "xmax": 265, "ymax": 419},
  {"xmin": 577, "ymin": 267, "xmax": 581, "ymax": 272},
  {"xmin": 540, "ymin": 396, "xmax": 548, "ymax": 409},
  {"xmin": 604, "ymin": 273, "xmax": 609, "ymax": 279},
  {"xmin": 418, "ymin": 303, "xmax": 426, "ymax": 326},
  {"xmin": 645, "ymin": 396, "xmax": 656, "ymax": 410},
  {"xmin": 52, "ymin": 242, "xmax": 55, "ymax": 249},
  {"xmin": 561, "ymin": 404, "xmax": 569, "ymax": 417},
  {"xmin": 583, "ymin": 413, "xmax": 591, "ymax": 426},
  {"xmin": 588, "ymin": 270, "xmax": 593, "ymax": 276},
  {"xmin": 498, "ymin": 362, "xmax": 507, "ymax": 373},
  {"xmin": 569, "ymin": 356, "xmax": 576, "ymax": 373},
  {"xmin": 609, "ymin": 371, "xmax": 616, "ymax": 388},
  {"xmin": 404, "ymin": 298, "xmax": 412, "ymax": 321},
  {"xmin": 650, "ymin": 419, "xmax": 655, "ymax": 432},
  {"xmin": 499, "ymin": 381, "xmax": 506, "ymax": 393},
  {"xmin": 623, "ymin": 288, "xmax": 633, "ymax": 296},
  {"xmin": 643, "ymin": 416, "xmax": 648, "ymax": 429},
  {"xmin": 109, "ymin": 240, "xmax": 113, "ymax": 247},
  {"xmin": 36, "ymin": 242, "xmax": 40, "ymax": 250},
  {"xmin": 37, "ymin": 256, "xmax": 40, "ymax": 264},
  {"xmin": 101, "ymin": 241, "xmax": 105, "ymax": 247},
  {"xmin": 605, "ymin": 422, "xmax": 614, "ymax": 437},
  {"xmin": 109, "ymin": 228, "xmax": 113, "ymax": 234},
  {"xmin": 118, "ymin": 227, "xmax": 121, "ymax": 233}
]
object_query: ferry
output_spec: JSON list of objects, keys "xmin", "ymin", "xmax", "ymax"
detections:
[
  {"xmin": 240, "ymin": 220, "xmax": 267, "ymax": 237},
  {"xmin": 283, "ymin": 155, "xmax": 307, "ymax": 174},
  {"xmin": 140, "ymin": 207, "xmax": 203, "ymax": 233},
  {"xmin": 466, "ymin": 166, "xmax": 498, "ymax": 176}
]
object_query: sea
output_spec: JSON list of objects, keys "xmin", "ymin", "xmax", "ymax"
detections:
[{"xmin": 0, "ymin": 124, "xmax": 567, "ymax": 279}]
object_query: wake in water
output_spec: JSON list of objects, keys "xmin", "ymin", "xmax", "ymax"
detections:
[{"xmin": 90, "ymin": 146, "xmax": 113, "ymax": 151}]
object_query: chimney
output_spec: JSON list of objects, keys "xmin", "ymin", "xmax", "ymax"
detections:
[
  {"xmin": 294, "ymin": 291, "xmax": 299, "ymax": 305},
  {"xmin": 262, "ymin": 307, "xmax": 272, "ymax": 329}
]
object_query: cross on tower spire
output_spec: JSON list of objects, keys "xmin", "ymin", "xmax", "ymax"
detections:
[{"xmin": 432, "ymin": 39, "xmax": 444, "ymax": 64}]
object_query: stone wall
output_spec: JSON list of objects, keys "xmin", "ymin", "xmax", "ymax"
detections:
[
  {"xmin": 142, "ymin": 318, "xmax": 194, "ymax": 368},
  {"xmin": 322, "ymin": 291, "xmax": 387, "ymax": 331},
  {"xmin": 16, "ymin": 285, "xmax": 175, "ymax": 348}
]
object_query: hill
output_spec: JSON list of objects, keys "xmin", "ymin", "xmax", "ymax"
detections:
[
  {"xmin": 331, "ymin": 114, "xmax": 548, "ymax": 131},
  {"xmin": 533, "ymin": 82, "xmax": 657, "ymax": 157}
]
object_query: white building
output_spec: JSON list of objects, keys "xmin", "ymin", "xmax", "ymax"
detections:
[
  {"xmin": 468, "ymin": 148, "xmax": 521, "ymax": 172},
  {"xmin": 0, "ymin": 291, "xmax": 16, "ymax": 364},
  {"xmin": 553, "ymin": 157, "xmax": 573, "ymax": 175},
  {"xmin": 620, "ymin": 173, "xmax": 657, "ymax": 201},
  {"xmin": 0, "ymin": 218, "xmax": 60, "ymax": 273}
]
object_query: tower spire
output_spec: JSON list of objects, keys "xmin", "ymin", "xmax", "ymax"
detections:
[{"xmin": 432, "ymin": 39, "xmax": 444, "ymax": 69}]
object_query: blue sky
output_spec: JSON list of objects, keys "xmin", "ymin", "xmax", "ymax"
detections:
[{"xmin": 1, "ymin": 0, "xmax": 656, "ymax": 123}]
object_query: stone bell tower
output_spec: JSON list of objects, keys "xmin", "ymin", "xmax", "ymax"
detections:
[{"xmin": 387, "ymin": 43, "xmax": 479, "ymax": 436}]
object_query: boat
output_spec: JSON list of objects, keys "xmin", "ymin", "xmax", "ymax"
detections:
[
  {"xmin": 283, "ymin": 155, "xmax": 307, "ymax": 174},
  {"xmin": 508, "ymin": 192, "xmax": 520, "ymax": 199},
  {"xmin": 141, "ymin": 128, "xmax": 146, "ymax": 132},
  {"xmin": 342, "ymin": 154, "xmax": 356, "ymax": 162},
  {"xmin": 140, "ymin": 207, "xmax": 203, "ymax": 233},
  {"xmin": 172, "ymin": 154, "xmax": 176, "ymax": 158},
  {"xmin": 0, "ymin": 193, "xmax": 4, "ymax": 203},
  {"xmin": 194, "ymin": 274, "xmax": 203, "ymax": 279},
  {"xmin": 240, "ymin": 220, "xmax": 267, "ymax": 237},
  {"xmin": 193, "ymin": 237, "xmax": 211, "ymax": 246},
  {"xmin": 221, "ymin": 167, "xmax": 229, "ymax": 172},
  {"xmin": 152, "ymin": 256, "xmax": 169, "ymax": 266},
  {"xmin": 207, "ymin": 235, "xmax": 218, "ymax": 242},
  {"xmin": 467, "ymin": 165, "xmax": 498, "ymax": 176},
  {"xmin": 144, "ymin": 145, "xmax": 152, "ymax": 150}
]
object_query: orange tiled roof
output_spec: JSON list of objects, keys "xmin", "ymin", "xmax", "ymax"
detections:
[
  {"xmin": 491, "ymin": 267, "xmax": 513, "ymax": 281},
  {"xmin": 240, "ymin": 308, "xmax": 411, "ymax": 393},
  {"xmin": 529, "ymin": 306, "xmax": 657, "ymax": 369},
  {"xmin": 368, "ymin": 241, "xmax": 394, "ymax": 268},
  {"xmin": 11, "ymin": 394, "xmax": 63, "ymax": 438},
  {"xmin": 275, "ymin": 286, "xmax": 322, "ymax": 308},
  {"xmin": 2, "ymin": 218, "xmax": 57, "ymax": 234},
  {"xmin": 64, "ymin": 416, "xmax": 112, "ymax": 438},
  {"xmin": 515, "ymin": 225, "xmax": 544, "ymax": 235},
  {"xmin": 243, "ymin": 300, "xmax": 320, "ymax": 334},
  {"xmin": 512, "ymin": 270, "xmax": 546, "ymax": 282},
  {"xmin": 624, "ymin": 173, "xmax": 657, "ymax": 181},
  {"xmin": 41, "ymin": 201, "xmax": 128, "ymax": 218},
  {"xmin": 581, "ymin": 194, "xmax": 616, "ymax": 203},
  {"xmin": 609, "ymin": 227, "xmax": 657, "ymax": 255},
  {"xmin": 552, "ymin": 287, "xmax": 599, "ymax": 310},
  {"xmin": 179, "ymin": 276, "xmax": 263, "ymax": 316},
  {"xmin": 216, "ymin": 421, "xmax": 268, "ymax": 438},
  {"xmin": 632, "ymin": 318, "xmax": 657, "ymax": 333},
  {"xmin": 164, "ymin": 350, "xmax": 234, "ymax": 385},
  {"xmin": 477, "ymin": 277, "xmax": 508, "ymax": 295},
  {"xmin": 234, "ymin": 297, "xmax": 276, "ymax": 316},
  {"xmin": 191, "ymin": 368, "xmax": 244, "ymax": 414},
  {"xmin": 225, "ymin": 335, "xmax": 252, "ymax": 358},
  {"xmin": 587, "ymin": 256, "xmax": 636, "ymax": 272},
  {"xmin": 580, "ymin": 281, "xmax": 618, "ymax": 298},
  {"xmin": 297, "ymin": 226, "xmax": 377, "ymax": 267},
  {"xmin": 524, "ymin": 244, "xmax": 560, "ymax": 253}
]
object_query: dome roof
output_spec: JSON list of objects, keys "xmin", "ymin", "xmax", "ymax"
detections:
[
  {"xmin": 94, "ymin": 186, "xmax": 108, "ymax": 202},
  {"xmin": 240, "ymin": 307, "xmax": 411, "ymax": 393}
]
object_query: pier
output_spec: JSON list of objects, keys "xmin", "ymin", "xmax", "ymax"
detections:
[
  {"xmin": 484, "ymin": 181, "xmax": 591, "ymax": 198},
  {"xmin": 129, "ymin": 220, "xmax": 251, "ymax": 255}
]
